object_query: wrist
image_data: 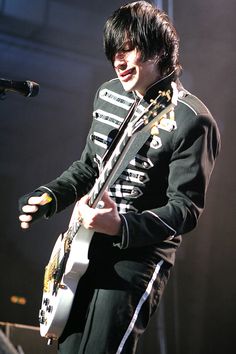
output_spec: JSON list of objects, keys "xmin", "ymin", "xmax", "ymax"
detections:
[{"xmin": 110, "ymin": 215, "xmax": 122, "ymax": 236}]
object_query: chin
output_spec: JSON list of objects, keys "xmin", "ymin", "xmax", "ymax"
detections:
[{"xmin": 121, "ymin": 82, "xmax": 137, "ymax": 93}]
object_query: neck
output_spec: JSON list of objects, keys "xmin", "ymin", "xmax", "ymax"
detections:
[{"xmin": 134, "ymin": 90, "xmax": 144, "ymax": 98}]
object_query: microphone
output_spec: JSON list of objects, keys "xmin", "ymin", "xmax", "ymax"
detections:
[{"xmin": 0, "ymin": 78, "xmax": 40, "ymax": 97}]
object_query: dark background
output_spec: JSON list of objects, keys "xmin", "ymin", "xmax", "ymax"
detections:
[{"xmin": 0, "ymin": 0, "xmax": 235, "ymax": 353}]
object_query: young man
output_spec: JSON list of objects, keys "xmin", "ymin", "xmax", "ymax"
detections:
[{"xmin": 19, "ymin": 2, "xmax": 220, "ymax": 353}]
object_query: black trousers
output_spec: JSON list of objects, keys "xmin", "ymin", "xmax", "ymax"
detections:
[{"xmin": 58, "ymin": 254, "xmax": 170, "ymax": 354}]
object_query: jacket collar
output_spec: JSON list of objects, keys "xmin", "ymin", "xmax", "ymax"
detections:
[{"xmin": 142, "ymin": 70, "xmax": 177, "ymax": 103}]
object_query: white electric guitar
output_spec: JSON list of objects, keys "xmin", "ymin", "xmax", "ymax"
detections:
[{"xmin": 39, "ymin": 82, "xmax": 178, "ymax": 343}]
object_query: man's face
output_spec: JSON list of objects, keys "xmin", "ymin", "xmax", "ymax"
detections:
[{"xmin": 113, "ymin": 46, "xmax": 160, "ymax": 96}]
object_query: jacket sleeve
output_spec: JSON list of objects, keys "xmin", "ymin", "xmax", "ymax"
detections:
[
  {"xmin": 40, "ymin": 134, "xmax": 99, "ymax": 215},
  {"xmin": 18, "ymin": 131, "xmax": 99, "ymax": 222},
  {"xmin": 38, "ymin": 90, "xmax": 101, "ymax": 216},
  {"xmin": 118, "ymin": 112, "xmax": 221, "ymax": 248}
]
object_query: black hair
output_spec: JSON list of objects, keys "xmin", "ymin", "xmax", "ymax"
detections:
[{"xmin": 103, "ymin": 1, "xmax": 182, "ymax": 78}]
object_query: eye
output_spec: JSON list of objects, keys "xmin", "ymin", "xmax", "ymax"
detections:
[
  {"xmin": 122, "ymin": 47, "xmax": 132, "ymax": 52},
  {"xmin": 120, "ymin": 41, "xmax": 134, "ymax": 53}
]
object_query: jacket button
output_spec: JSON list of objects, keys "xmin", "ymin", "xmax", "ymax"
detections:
[
  {"xmin": 142, "ymin": 161, "xmax": 149, "ymax": 169},
  {"xmin": 152, "ymin": 140, "xmax": 158, "ymax": 147},
  {"xmin": 131, "ymin": 189, "xmax": 138, "ymax": 196}
]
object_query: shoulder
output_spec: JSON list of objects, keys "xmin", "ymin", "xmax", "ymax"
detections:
[
  {"xmin": 178, "ymin": 88, "xmax": 210, "ymax": 116},
  {"xmin": 173, "ymin": 86, "xmax": 221, "ymax": 154},
  {"xmin": 94, "ymin": 78, "xmax": 135, "ymax": 110},
  {"xmin": 175, "ymin": 86, "xmax": 219, "ymax": 134},
  {"xmin": 97, "ymin": 78, "xmax": 126, "ymax": 95}
]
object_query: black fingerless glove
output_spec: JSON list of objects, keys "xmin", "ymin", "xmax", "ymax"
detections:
[{"xmin": 18, "ymin": 189, "xmax": 53, "ymax": 225}]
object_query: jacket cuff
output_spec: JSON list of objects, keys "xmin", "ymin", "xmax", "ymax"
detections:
[
  {"xmin": 145, "ymin": 210, "xmax": 177, "ymax": 240},
  {"xmin": 112, "ymin": 214, "xmax": 130, "ymax": 249},
  {"xmin": 38, "ymin": 186, "xmax": 58, "ymax": 218}
]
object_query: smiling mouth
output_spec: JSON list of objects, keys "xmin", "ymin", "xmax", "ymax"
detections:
[{"xmin": 119, "ymin": 68, "xmax": 135, "ymax": 81}]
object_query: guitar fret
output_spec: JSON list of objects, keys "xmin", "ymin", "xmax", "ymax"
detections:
[{"xmin": 89, "ymin": 128, "xmax": 130, "ymax": 207}]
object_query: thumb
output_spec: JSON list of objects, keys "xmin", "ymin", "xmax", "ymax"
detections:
[{"xmin": 101, "ymin": 190, "xmax": 115, "ymax": 207}]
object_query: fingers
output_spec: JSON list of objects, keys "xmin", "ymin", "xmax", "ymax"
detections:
[
  {"xmin": 19, "ymin": 214, "xmax": 32, "ymax": 229},
  {"xmin": 22, "ymin": 204, "xmax": 38, "ymax": 213},
  {"xmin": 101, "ymin": 190, "xmax": 114, "ymax": 206},
  {"xmin": 78, "ymin": 194, "xmax": 90, "ymax": 205},
  {"xmin": 20, "ymin": 222, "xmax": 30, "ymax": 230},
  {"xmin": 78, "ymin": 198, "xmax": 91, "ymax": 218},
  {"xmin": 28, "ymin": 193, "xmax": 52, "ymax": 206},
  {"xmin": 19, "ymin": 193, "xmax": 51, "ymax": 219},
  {"xmin": 19, "ymin": 214, "xmax": 33, "ymax": 222},
  {"xmin": 19, "ymin": 193, "xmax": 52, "ymax": 230}
]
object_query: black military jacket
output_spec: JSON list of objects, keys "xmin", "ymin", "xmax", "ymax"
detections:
[{"xmin": 40, "ymin": 77, "xmax": 220, "ymax": 265}]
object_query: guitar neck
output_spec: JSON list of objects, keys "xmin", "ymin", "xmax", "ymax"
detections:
[
  {"xmin": 88, "ymin": 82, "xmax": 178, "ymax": 209},
  {"xmin": 88, "ymin": 124, "xmax": 134, "ymax": 208}
]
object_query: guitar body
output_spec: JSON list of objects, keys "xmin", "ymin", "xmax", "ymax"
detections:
[{"xmin": 39, "ymin": 220, "xmax": 94, "ymax": 340}]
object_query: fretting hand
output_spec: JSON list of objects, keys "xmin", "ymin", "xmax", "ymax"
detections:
[{"xmin": 77, "ymin": 191, "xmax": 122, "ymax": 236}]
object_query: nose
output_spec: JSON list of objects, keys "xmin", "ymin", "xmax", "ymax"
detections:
[{"xmin": 113, "ymin": 52, "xmax": 127, "ymax": 71}]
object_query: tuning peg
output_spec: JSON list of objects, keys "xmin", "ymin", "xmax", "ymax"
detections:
[{"xmin": 168, "ymin": 109, "xmax": 175, "ymax": 120}]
